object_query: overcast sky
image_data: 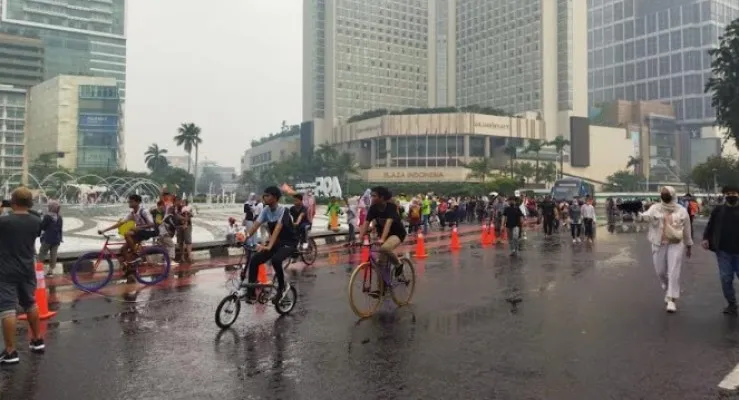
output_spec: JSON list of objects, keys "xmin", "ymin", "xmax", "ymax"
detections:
[{"xmin": 125, "ymin": 1, "xmax": 302, "ymax": 172}]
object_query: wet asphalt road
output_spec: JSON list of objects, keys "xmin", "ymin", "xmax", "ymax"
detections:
[{"xmin": 1, "ymin": 224, "xmax": 738, "ymax": 400}]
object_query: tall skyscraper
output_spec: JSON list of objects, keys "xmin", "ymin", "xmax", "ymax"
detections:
[
  {"xmin": 588, "ymin": 0, "xmax": 739, "ymax": 134},
  {"xmin": 0, "ymin": 0, "xmax": 126, "ymax": 96},
  {"xmin": 302, "ymin": 0, "xmax": 434, "ymax": 125},
  {"xmin": 303, "ymin": 0, "xmax": 588, "ymax": 141}
]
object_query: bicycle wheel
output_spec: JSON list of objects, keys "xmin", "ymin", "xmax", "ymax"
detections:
[
  {"xmin": 300, "ymin": 238, "xmax": 318, "ymax": 265},
  {"xmin": 348, "ymin": 262, "xmax": 384, "ymax": 318},
  {"xmin": 215, "ymin": 294, "xmax": 241, "ymax": 329},
  {"xmin": 274, "ymin": 285, "xmax": 298, "ymax": 315},
  {"xmin": 390, "ymin": 257, "xmax": 416, "ymax": 307},
  {"xmin": 134, "ymin": 246, "xmax": 171, "ymax": 285},
  {"xmin": 71, "ymin": 252, "xmax": 115, "ymax": 292}
]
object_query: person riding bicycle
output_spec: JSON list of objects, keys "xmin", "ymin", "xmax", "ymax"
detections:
[
  {"xmin": 290, "ymin": 193, "xmax": 311, "ymax": 248},
  {"xmin": 242, "ymin": 186, "xmax": 297, "ymax": 304},
  {"xmin": 357, "ymin": 186, "xmax": 406, "ymax": 272},
  {"xmin": 98, "ymin": 194, "xmax": 157, "ymax": 281}
]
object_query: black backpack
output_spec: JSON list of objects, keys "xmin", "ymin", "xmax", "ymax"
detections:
[{"xmin": 243, "ymin": 202, "xmax": 255, "ymax": 221}]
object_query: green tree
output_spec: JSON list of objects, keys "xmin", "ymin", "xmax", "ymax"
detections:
[
  {"xmin": 464, "ymin": 157, "xmax": 496, "ymax": 183},
  {"xmin": 603, "ymin": 170, "xmax": 646, "ymax": 191},
  {"xmin": 538, "ymin": 162, "xmax": 558, "ymax": 185},
  {"xmin": 197, "ymin": 168, "xmax": 224, "ymax": 194},
  {"xmin": 144, "ymin": 143, "xmax": 169, "ymax": 173},
  {"xmin": 691, "ymin": 155, "xmax": 739, "ymax": 191},
  {"xmin": 174, "ymin": 122, "xmax": 203, "ymax": 192},
  {"xmin": 503, "ymin": 141, "xmax": 518, "ymax": 179},
  {"xmin": 547, "ymin": 135, "xmax": 570, "ymax": 179},
  {"xmin": 523, "ymin": 139, "xmax": 545, "ymax": 182},
  {"xmin": 706, "ymin": 19, "xmax": 739, "ymax": 150},
  {"xmin": 162, "ymin": 167, "xmax": 195, "ymax": 195},
  {"xmin": 626, "ymin": 155, "xmax": 642, "ymax": 176},
  {"xmin": 515, "ymin": 162, "xmax": 536, "ymax": 183}
]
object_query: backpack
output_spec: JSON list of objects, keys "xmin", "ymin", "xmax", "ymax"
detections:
[
  {"xmin": 160, "ymin": 214, "xmax": 177, "ymax": 237},
  {"xmin": 243, "ymin": 202, "xmax": 255, "ymax": 221},
  {"xmin": 409, "ymin": 205, "xmax": 421, "ymax": 221}
]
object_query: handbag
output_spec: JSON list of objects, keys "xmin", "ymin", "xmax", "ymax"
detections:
[{"xmin": 663, "ymin": 213, "xmax": 683, "ymax": 244}]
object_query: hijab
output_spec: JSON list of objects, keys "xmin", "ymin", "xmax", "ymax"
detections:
[
  {"xmin": 360, "ymin": 189, "xmax": 371, "ymax": 207},
  {"xmin": 47, "ymin": 200, "xmax": 61, "ymax": 222},
  {"xmin": 659, "ymin": 186, "xmax": 678, "ymax": 213}
]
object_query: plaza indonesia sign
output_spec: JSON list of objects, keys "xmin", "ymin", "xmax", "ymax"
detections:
[
  {"xmin": 295, "ymin": 176, "xmax": 342, "ymax": 198},
  {"xmin": 382, "ymin": 171, "xmax": 444, "ymax": 179}
]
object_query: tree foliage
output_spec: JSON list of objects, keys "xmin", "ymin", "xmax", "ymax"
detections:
[
  {"xmin": 346, "ymin": 105, "xmax": 512, "ymax": 123},
  {"xmin": 691, "ymin": 155, "xmax": 739, "ymax": 191},
  {"xmin": 706, "ymin": 19, "xmax": 739, "ymax": 150},
  {"xmin": 603, "ymin": 170, "xmax": 646, "ymax": 191},
  {"xmin": 144, "ymin": 143, "xmax": 169, "ymax": 173}
]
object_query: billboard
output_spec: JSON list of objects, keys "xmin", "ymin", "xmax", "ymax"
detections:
[
  {"xmin": 79, "ymin": 114, "xmax": 119, "ymax": 128},
  {"xmin": 570, "ymin": 117, "xmax": 590, "ymax": 167}
]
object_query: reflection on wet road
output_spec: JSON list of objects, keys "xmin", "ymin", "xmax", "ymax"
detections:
[{"xmin": 1, "ymin": 226, "xmax": 738, "ymax": 400}]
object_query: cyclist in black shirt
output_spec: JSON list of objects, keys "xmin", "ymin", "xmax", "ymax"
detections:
[
  {"xmin": 357, "ymin": 186, "xmax": 406, "ymax": 268},
  {"xmin": 290, "ymin": 193, "xmax": 311, "ymax": 247},
  {"xmin": 243, "ymin": 186, "xmax": 297, "ymax": 304}
]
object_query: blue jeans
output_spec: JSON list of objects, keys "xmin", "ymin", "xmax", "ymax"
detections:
[
  {"xmin": 716, "ymin": 251, "xmax": 739, "ymax": 304},
  {"xmin": 422, "ymin": 214, "xmax": 430, "ymax": 234}
]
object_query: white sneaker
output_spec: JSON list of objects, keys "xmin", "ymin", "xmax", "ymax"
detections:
[
  {"xmin": 572, "ymin": 239, "xmax": 577, "ymax": 243},
  {"xmin": 666, "ymin": 300, "xmax": 677, "ymax": 313}
]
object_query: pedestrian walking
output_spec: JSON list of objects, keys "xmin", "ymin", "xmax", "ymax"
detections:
[
  {"xmin": 39, "ymin": 200, "xmax": 63, "ymax": 277},
  {"xmin": 581, "ymin": 196, "xmax": 596, "ymax": 243},
  {"xmin": 0, "ymin": 187, "xmax": 46, "ymax": 364},
  {"xmin": 639, "ymin": 186, "xmax": 693, "ymax": 313},
  {"xmin": 701, "ymin": 185, "xmax": 739, "ymax": 316}
]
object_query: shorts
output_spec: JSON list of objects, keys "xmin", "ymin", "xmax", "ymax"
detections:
[
  {"xmin": 133, "ymin": 230, "xmax": 158, "ymax": 242},
  {"xmin": 177, "ymin": 226, "xmax": 193, "ymax": 245},
  {"xmin": 0, "ymin": 278, "xmax": 37, "ymax": 318}
]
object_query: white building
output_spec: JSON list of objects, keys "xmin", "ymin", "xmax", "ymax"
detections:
[
  {"xmin": 26, "ymin": 75, "xmax": 122, "ymax": 172},
  {"xmin": 0, "ymin": 85, "xmax": 26, "ymax": 183},
  {"xmin": 304, "ymin": 0, "xmax": 588, "ymax": 144},
  {"xmin": 164, "ymin": 155, "xmax": 193, "ymax": 172},
  {"xmin": 240, "ymin": 133, "xmax": 301, "ymax": 174}
]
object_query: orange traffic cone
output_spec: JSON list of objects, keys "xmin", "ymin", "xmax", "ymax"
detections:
[
  {"xmin": 487, "ymin": 222, "xmax": 497, "ymax": 244},
  {"xmin": 480, "ymin": 221, "xmax": 489, "ymax": 246},
  {"xmin": 450, "ymin": 225, "xmax": 461, "ymax": 251},
  {"xmin": 361, "ymin": 235, "xmax": 370, "ymax": 262},
  {"xmin": 257, "ymin": 263, "xmax": 269, "ymax": 284},
  {"xmin": 415, "ymin": 229, "xmax": 428, "ymax": 259},
  {"xmin": 19, "ymin": 262, "xmax": 56, "ymax": 321}
]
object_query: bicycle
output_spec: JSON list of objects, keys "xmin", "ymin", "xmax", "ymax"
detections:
[
  {"xmin": 295, "ymin": 225, "xmax": 318, "ymax": 265},
  {"xmin": 70, "ymin": 233, "xmax": 172, "ymax": 292},
  {"xmin": 347, "ymin": 242, "xmax": 416, "ymax": 318},
  {"xmin": 216, "ymin": 244, "xmax": 298, "ymax": 329}
]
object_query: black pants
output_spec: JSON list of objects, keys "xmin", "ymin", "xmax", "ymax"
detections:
[
  {"xmin": 570, "ymin": 223, "xmax": 581, "ymax": 239},
  {"xmin": 583, "ymin": 218, "xmax": 594, "ymax": 238},
  {"xmin": 543, "ymin": 216, "xmax": 555, "ymax": 235},
  {"xmin": 689, "ymin": 215, "xmax": 694, "ymax": 237},
  {"xmin": 246, "ymin": 244, "xmax": 293, "ymax": 296}
]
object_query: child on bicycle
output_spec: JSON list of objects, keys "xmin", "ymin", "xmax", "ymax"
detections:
[
  {"xmin": 242, "ymin": 186, "xmax": 298, "ymax": 304},
  {"xmin": 357, "ymin": 186, "xmax": 406, "ymax": 271},
  {"xmin": 98, "ymin": 194, "xmax": 157, "ymax": 281}
]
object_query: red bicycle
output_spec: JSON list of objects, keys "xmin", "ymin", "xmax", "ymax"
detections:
[{"xmin": 70, "ymin": 233, "xmax": 172, "ymax": 292}]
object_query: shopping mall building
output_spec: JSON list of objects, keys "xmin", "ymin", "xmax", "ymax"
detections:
[{"xmin": 297, "ymin": 111, "xmax": 634, "ymax": 185}]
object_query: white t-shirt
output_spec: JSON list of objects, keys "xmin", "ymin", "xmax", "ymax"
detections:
[
  {"xmin": 253, "ymin": 202, "xmax": 264, "ymax": 219},
  {"xmin": 125, "ymin": 207, "xmax": 154, "ymax": 228}
]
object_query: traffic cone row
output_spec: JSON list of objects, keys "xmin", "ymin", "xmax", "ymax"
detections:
[
  {"xmin": 19, "ymin": 262, "xmax": 56, "ymax": 321},
  {"xmin": 450, "ymin": 225, "xmax": 461, "ymax": 251},
  {"xmin": 415, "ymin": 229, "xmax": 427, "ymax": 259}
]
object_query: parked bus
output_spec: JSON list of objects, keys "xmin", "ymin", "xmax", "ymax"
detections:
[{"xmin": 551, "ymin": 178, "xmax": 596, "ymax": 202}]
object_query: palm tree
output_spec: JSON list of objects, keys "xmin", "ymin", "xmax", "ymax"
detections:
[
  {"xmin": 515, "ymin": 162, "xmax": 536, "ymax": 183},
  {"xmin": 464, "ymin": 157, "xmax": 496, "ymax": 183},
  {"xmin": 626, "ymin": 156, "xmax": 642, "ymax": 176},
  {"xmin": 547, "ymin": 135, "xmax": 570, "ymax": 179},
  {"xmin": 523, "ymin": 139, "xmax": 544, "ymax": 183},
  {"xmin": 144, "ymin": 143, "xmax": 168, "ymax": 172},
  {"xmin": 540, "ymin": 162, "xmax": 558, "ymax": 185},
  {"xmin": 503, "ymin": 141, "xmax": 518, "ymax": 179},
  {"xmin": 174, "ymin": 123, "xmax": 203, "ymax": 192}
]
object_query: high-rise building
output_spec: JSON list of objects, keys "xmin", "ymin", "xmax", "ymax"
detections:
[
  {"xmin": 302, "ymin": 0, "xmax": 433, "ymax": 128},
  {"xmin": 303, "ymin": 0, "xmax": 588, "ymax": 143},
  {"xmin": 0, "ymin": 0, "xmax": 127, "ymax": 97},
  {"xmin": 453, "ymin": 0, "xmax": 588, "ymax": 139},
  {"xmin": 26, "ymin": 75, "xmax": 122, "ymax": 172},
  {"xmin": 0, "ymin": 32, "xmax": 43, "ymax": 89},
  {"xmin": 588, "ymin": 0, "xmax": 739, "ymax": 135},
  {"xmin": 0, "ymin": 84, "xmax": 26, "ymax": 183}
]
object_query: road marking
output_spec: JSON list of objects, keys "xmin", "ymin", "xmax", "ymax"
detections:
[{"xmin": 719, "ymin": 363, "xmax": 739, "ymax": 391}]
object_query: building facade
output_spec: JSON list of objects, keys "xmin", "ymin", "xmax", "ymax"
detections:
[
  {"xmin": 0, "ymin": 84, "xmax": 25, "ymax": 183},
  {"xmin": 588, "ymin": 0, "xmax": 738, "ymax": 135},
  {"xmin": 0, "ymin": 0, "xmax": 127, "ymax": 96},
  {"xmin": 240, "ymin": 133, "xmax": 301, "ymax": 174},
  {"xmin": 164, "ymin": 155, "xmax": 192, "ymax": 172},
  {"xmin": 0, "ymin": 32, "xmax": 43, "ymax": 89},
  {"xmin": 26, "ymin": 75, "xmax": 121, "ymax": 172}
]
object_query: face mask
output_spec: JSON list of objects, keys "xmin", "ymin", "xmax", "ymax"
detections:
[
  {"xmin": 660, "ymin": 193, "xmax": 672, "ymax": 203},
  {"xmin": 726, "ymin": 195, "xmax": 738, "ymax": 205}
]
